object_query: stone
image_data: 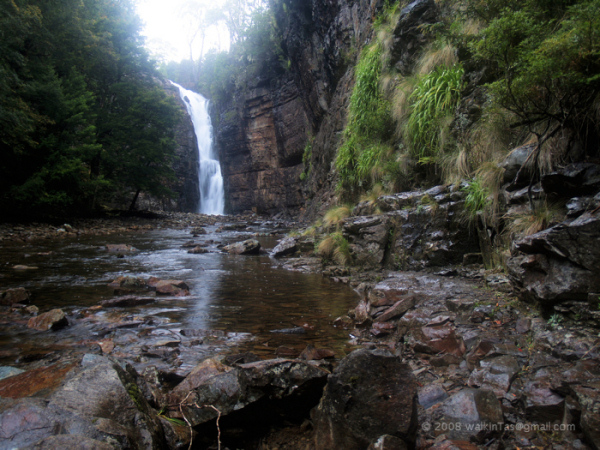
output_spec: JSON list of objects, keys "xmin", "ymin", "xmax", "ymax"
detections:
[
  {"xmin": 223, "ymin": 239, "xmax": 261, "ymax": 255},
  {"xmin": 541, "ymin": 163, "xmax": 600, "ymax": 197},
  {"xmin": 410, "ymin": 325, "xmax": 466, "ymax": 357},
  {"xmin": 418, "ymin": 383, "xmax": 448, "ymax": 409},
  {"xmin": 187, "ymin": 245, "xmax": 208, "ymax": 254},
  {"xmin": 0, "ymin": 360, "xmax": 77, "ymax": 399},
  {"xmin": 105, "ymin": 244, "xmax": 137, "ymax": 252},
  {"xmin": 468, "ymin": 356, "xmax": 521, "ymax": 397},
  {"xmin": 190, "ymin": 226, "xmax": 207, "ymax": 235},
  {"xmin": 152, "ymin": 279, "xmax": 190, "ymax": 296},
  {"xmin": 0, "ymin": 366, "xmax": 24, "ymax": 381},
  {"xmin": 374, "ymin": 295, "xmax": 417, "ymax": 322},
  {"xmin": 312, "ymin": 349, "xmax": 418, "ymax": 449},
  {"xmin": 569, "ymin": 382, "xmax": 600, "ymax": 450},
  {"xmin": 27, "ymin": 309, "xmax": 68, "ymax": 331},
  {"xmin": 170, "ymin": 358, "xmax": 328, "ymax": 427},
  {"xmin": 434, "ymin": 389, "xmax": 504, "ymax": 442},
  {"xmin": 507, "ymin": 211, "xmax": 600, "ymax": 304},
  {"xmin": 0, "ymin": 287, "xmax": 31, "ymax": 306},
  {"xmin": 501, "ymin": 143, "xmax": 536, "ymax": 185},
  {"xmin": 299, "ymin": 344, "xmax": 335, "ymax": 360},
  {"xmin": 30, "ymin": 435, "xmax": 114, "ymax": 450},
  {"xmin": 108, "ymin": 275, "xmax": 146, "ymax": 289},
  {"xmin": 270, "ymin": 237, "xmax": 298, "ymax": 257},
  {"xmin": 524, "ymin": 379, "xmax": 565, "ymax": 423},
  {"xmin": 100, "ymin": 296, "xmax": 155, "ymax": 308}
]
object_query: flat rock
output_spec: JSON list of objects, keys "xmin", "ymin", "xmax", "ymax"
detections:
[
  {"xmin": 434, "ymin": 388, "xmax": 504, "ymax": 442},
  {"xmin": 270, "ymin": 237, "xmax": 298, "ymax": 257},
  {"xmin": 223, "ymin": 239, "xmax": 261, "ymax": 255},
  {"xmin": 27, "ymin": 309, "xmax": 68, "ymax": 331},
  {"xmin": 99, "ymin": 296, "xmax": 155, "ymax": 308}
]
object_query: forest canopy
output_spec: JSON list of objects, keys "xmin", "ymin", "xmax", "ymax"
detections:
[{"xmin": 0, "ymin": 0, "xmax": 182, "ymax": 218}]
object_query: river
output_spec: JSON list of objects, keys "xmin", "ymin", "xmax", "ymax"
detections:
[{"xmin": 0, "ymin": 223, "xmax": 359, "ymax": 376}]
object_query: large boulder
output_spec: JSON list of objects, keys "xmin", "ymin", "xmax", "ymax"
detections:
[
  {"xmin": 270, "ymin": 237, "xmax": 298, "ymax": 257},
  {"xmin": 168, "ymin": 358, "xmax": 328, "ymax": 427},
  {"xmin": 507, "ymin": 211, "xmax": 600, "ymax": 304},
  {"xmin": 312, "ymin": 349, "xmax": 418, "ymax": 449},
  {"xmin": 0, "ymin": 354, "xmax": 166, "ymax": 449},
  {"xmin": 223, "ymin": 239, "xmax": 261, "ymax": 255}
]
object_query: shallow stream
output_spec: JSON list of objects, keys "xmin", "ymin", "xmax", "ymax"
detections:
[{"xmin": 0, "ymin": 223, "xmax": 359, "ymax": 375}]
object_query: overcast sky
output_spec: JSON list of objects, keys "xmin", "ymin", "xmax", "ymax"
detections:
[{"xmin": 136, "ymin": 0, "xmax": 229, "ymax": 63}]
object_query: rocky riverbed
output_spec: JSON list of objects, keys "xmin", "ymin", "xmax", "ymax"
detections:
[{"xmin": 1, "ymin": 207, "xmax": 599, "ymax": 449}]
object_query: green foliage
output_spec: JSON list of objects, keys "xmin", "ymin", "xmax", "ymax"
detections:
[
  {"xmin": 462, "ymin": 177, "xmax": 491, "ymax": 221},
  {"xmin": 406, "ymin": 64, "xmax": 464, "ymax": 161},
  {"xmin": 336, "ymin": 43, "xmax": 393, "ymax": 196},
  {"xmin": 317, "ymin": 231, "xmax": 352, "ymax": 266},
  {"xmin": 0, "ymin": 0, "xmax": 181, "ymax": 217},
  {"xmin": 300, "ymin": 138, "xmax": 313, "ymax": 181}
]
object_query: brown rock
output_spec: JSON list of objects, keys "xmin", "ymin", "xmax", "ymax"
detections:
[
  {"xmin": 0, "ymin": 360, "xmax": 77, "ymax": 398},
  {"xmin": 27, "ymin": 309, "xmax": 68, "ymax": 331},
  {"xmin": 0, "ymin": 287, "xmax": 31, "ymax": 306},
  {"xmin": 153, "ymin": 280, "xmax": 190, "ymax": 296},
  {"xmin": 299, "ymin": 344, "xmax": 335, "ymax": 360},
  {"xmin": 105, "ymin": 244, "xmax": 137, "ymax": 252},
  {"xmin": 374, "ymin": 294, "xmax": 417, "ymax": 322}
]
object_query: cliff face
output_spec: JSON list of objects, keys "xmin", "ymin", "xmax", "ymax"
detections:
[{"xmin": 214, "ymin": 0, "xmax": 383, "ymax": 215}]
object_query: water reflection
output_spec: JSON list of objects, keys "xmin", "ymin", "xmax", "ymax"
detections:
[{"xmin": 0, "ymin": 227, "xmax": 359, "ymax": 364}]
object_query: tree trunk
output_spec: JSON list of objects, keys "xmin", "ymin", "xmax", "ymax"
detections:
[{"xmin": 129, "ymin": 189, "xmax": 141, "ymax": 211}]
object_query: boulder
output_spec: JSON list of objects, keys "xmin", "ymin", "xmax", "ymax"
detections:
[
  {"xmin": 541, "ymin": 163, "xmax": 600, "ymax": 197},
  {"xmin": 432, "ymin": 389, "xmax": 504, "ymax": 442},
  {"xmin": 169, "ymin": 358, "xmax": 328, "ymax": 427},
  {"xmin": 148, "ymin": 279, "xmax": 190, "ymax": 297},
  {"xmin": 223, "ymin": 239, "xmax": 261, "ymax": 255},
  {"xmin": 0, "ymin": 355, "xmax": 166, "ymax": 449},
  {"xmin": 0, "ymin": 287, "xmax": 31, "ymax": 306},
  {"xmin": 507, "ymin": 211, "xmax": 600, "ymax": 304},
  {"xmin": 270, "ymin": 237, "xmax": 298, "ymax": 257},
  {"xmin": 27, "ymin": 309, "xmax": 68, "ymax": 331},
  {"xmin": 100, "ymin": 296, "xmax": 155, "ymax": 308},
  {"xmin": 312, "ymin": 349, "xmax": 418, "ymax": 449},
  {"xmin": 501, "ymin": 143, "xmax": 536, "ymax": 185}
]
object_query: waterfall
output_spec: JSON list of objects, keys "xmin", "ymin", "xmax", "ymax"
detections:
[{"xmin": 172, "ymin": 82, "xmax": 224, "ymax": 215}]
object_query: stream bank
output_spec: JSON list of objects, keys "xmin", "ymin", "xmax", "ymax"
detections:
[{"xmin": 0, "ymin": 201, "xmax": 599, "ymax": 449}]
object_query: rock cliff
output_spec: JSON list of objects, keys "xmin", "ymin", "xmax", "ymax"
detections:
[{"xmin": 213, "ymin": 0, "xmax": 384, "ymax": 215}]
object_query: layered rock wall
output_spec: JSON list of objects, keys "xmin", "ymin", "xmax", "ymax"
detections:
[{"xmin": 214, "ymin": 0, "xmax": 384, "ymax": 215}]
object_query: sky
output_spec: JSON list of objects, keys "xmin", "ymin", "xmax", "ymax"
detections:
[{"xmin": 136, "ymin": 0, "xmax": 229, "ymax": 63}]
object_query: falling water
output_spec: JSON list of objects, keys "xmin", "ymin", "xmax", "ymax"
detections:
[{"xmin": 172, "ymin": 82, "xmax": 224, "ymax": 215}]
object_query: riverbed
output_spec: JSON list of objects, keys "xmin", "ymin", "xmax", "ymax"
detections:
[{"xmin": 0, "ymin": 221, "xmax": 359, "ymax": 376}]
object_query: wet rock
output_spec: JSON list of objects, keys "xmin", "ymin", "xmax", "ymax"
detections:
[
  {"xmin": 409, "ymin": 324, "xmax": 466, "ymax": 358},
  {"xmin": 418, "ymin": 384, "xmax": 448, "ymax": 410},
  {"xmin": 270, "ymin": 237, "xmax": 298, "ymax": 257},
  {"xmin": 170, "ymin": 358, "xmax": 328, "ymax": 427},
  {"xmin": 468, "ymin": 356, "xmax": 521, "ymax": 397},
  {"xmin": 541, "ymin": 162, "xmax": 600, "ymax": 197},
  {"xmin": 312, "ymin": 349, "xmax": 417, "ymax": 449},
  {"xmin": 105, "ymin": 244, "xmax": 137, "ymax": 252},
  {"xmin": 149, "ymin": 279, "xmax": 190, "ymax": 296},
  {"xmin": 433, "ymin": 389, "xmax": 504, "ymax": 442},
  {"xmin": 223, "ymin": 239, "xmax": 261, "ymax": 255},
  {"xmin": 0, "ymin": 360, "xmax": 77, "ymax": 399},
  {"xmin": 0, "ymin": 287, "xmax": 31, "ymax": 306},
  {"xmin": 524, "ymin": 378, "xmax": 565, "ymax": 423},
  {"xmin": 299, "ymin": 344, "xmax": 335, "ymax": 360},
  {"xmin": 12, "ymin": 264, "xmax": 38, "ymax": 270},
  {"xmin": 374, "ymin": 294, "xmax": 417, "ymax": 323},
  {"xmin": 27, "ymin": 309, "xmax": 68, "ymax": 331},
  {"xmin": 275, "ymin": 346, "xmax": 300, "ymax": 358},
  {"xmin": 507, "ymin": 211, "xmax": 600, "ymax": 304},
  {"xmin": 569, "ymin": 382, "xmax": 600, "ymax": 449},
  {"xmin": 0, "ymin": 366, "xmax": 24, "ymax": 381},
  {"xmin": 501, "ymin": 143, "xmax": 536, "ymax": 185},
  {"xmin": 30, "ymin": 435, "xmax": 114, "ymax": 449},
  {"xmin": 190, "ymin": 227, "xmax": 207, "ymax": 235},
  {"xmin": 100, "ymin": 296, "xmax": 155, "ymax": 308},
  {"xmin": 187, "ymin": 245, "xmax": 208, "ymax": 254}
]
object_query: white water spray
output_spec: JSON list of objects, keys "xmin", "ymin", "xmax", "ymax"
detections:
[{"xmin": 172, "ymin": 82, "xmax": 224, "ymax": 215}]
